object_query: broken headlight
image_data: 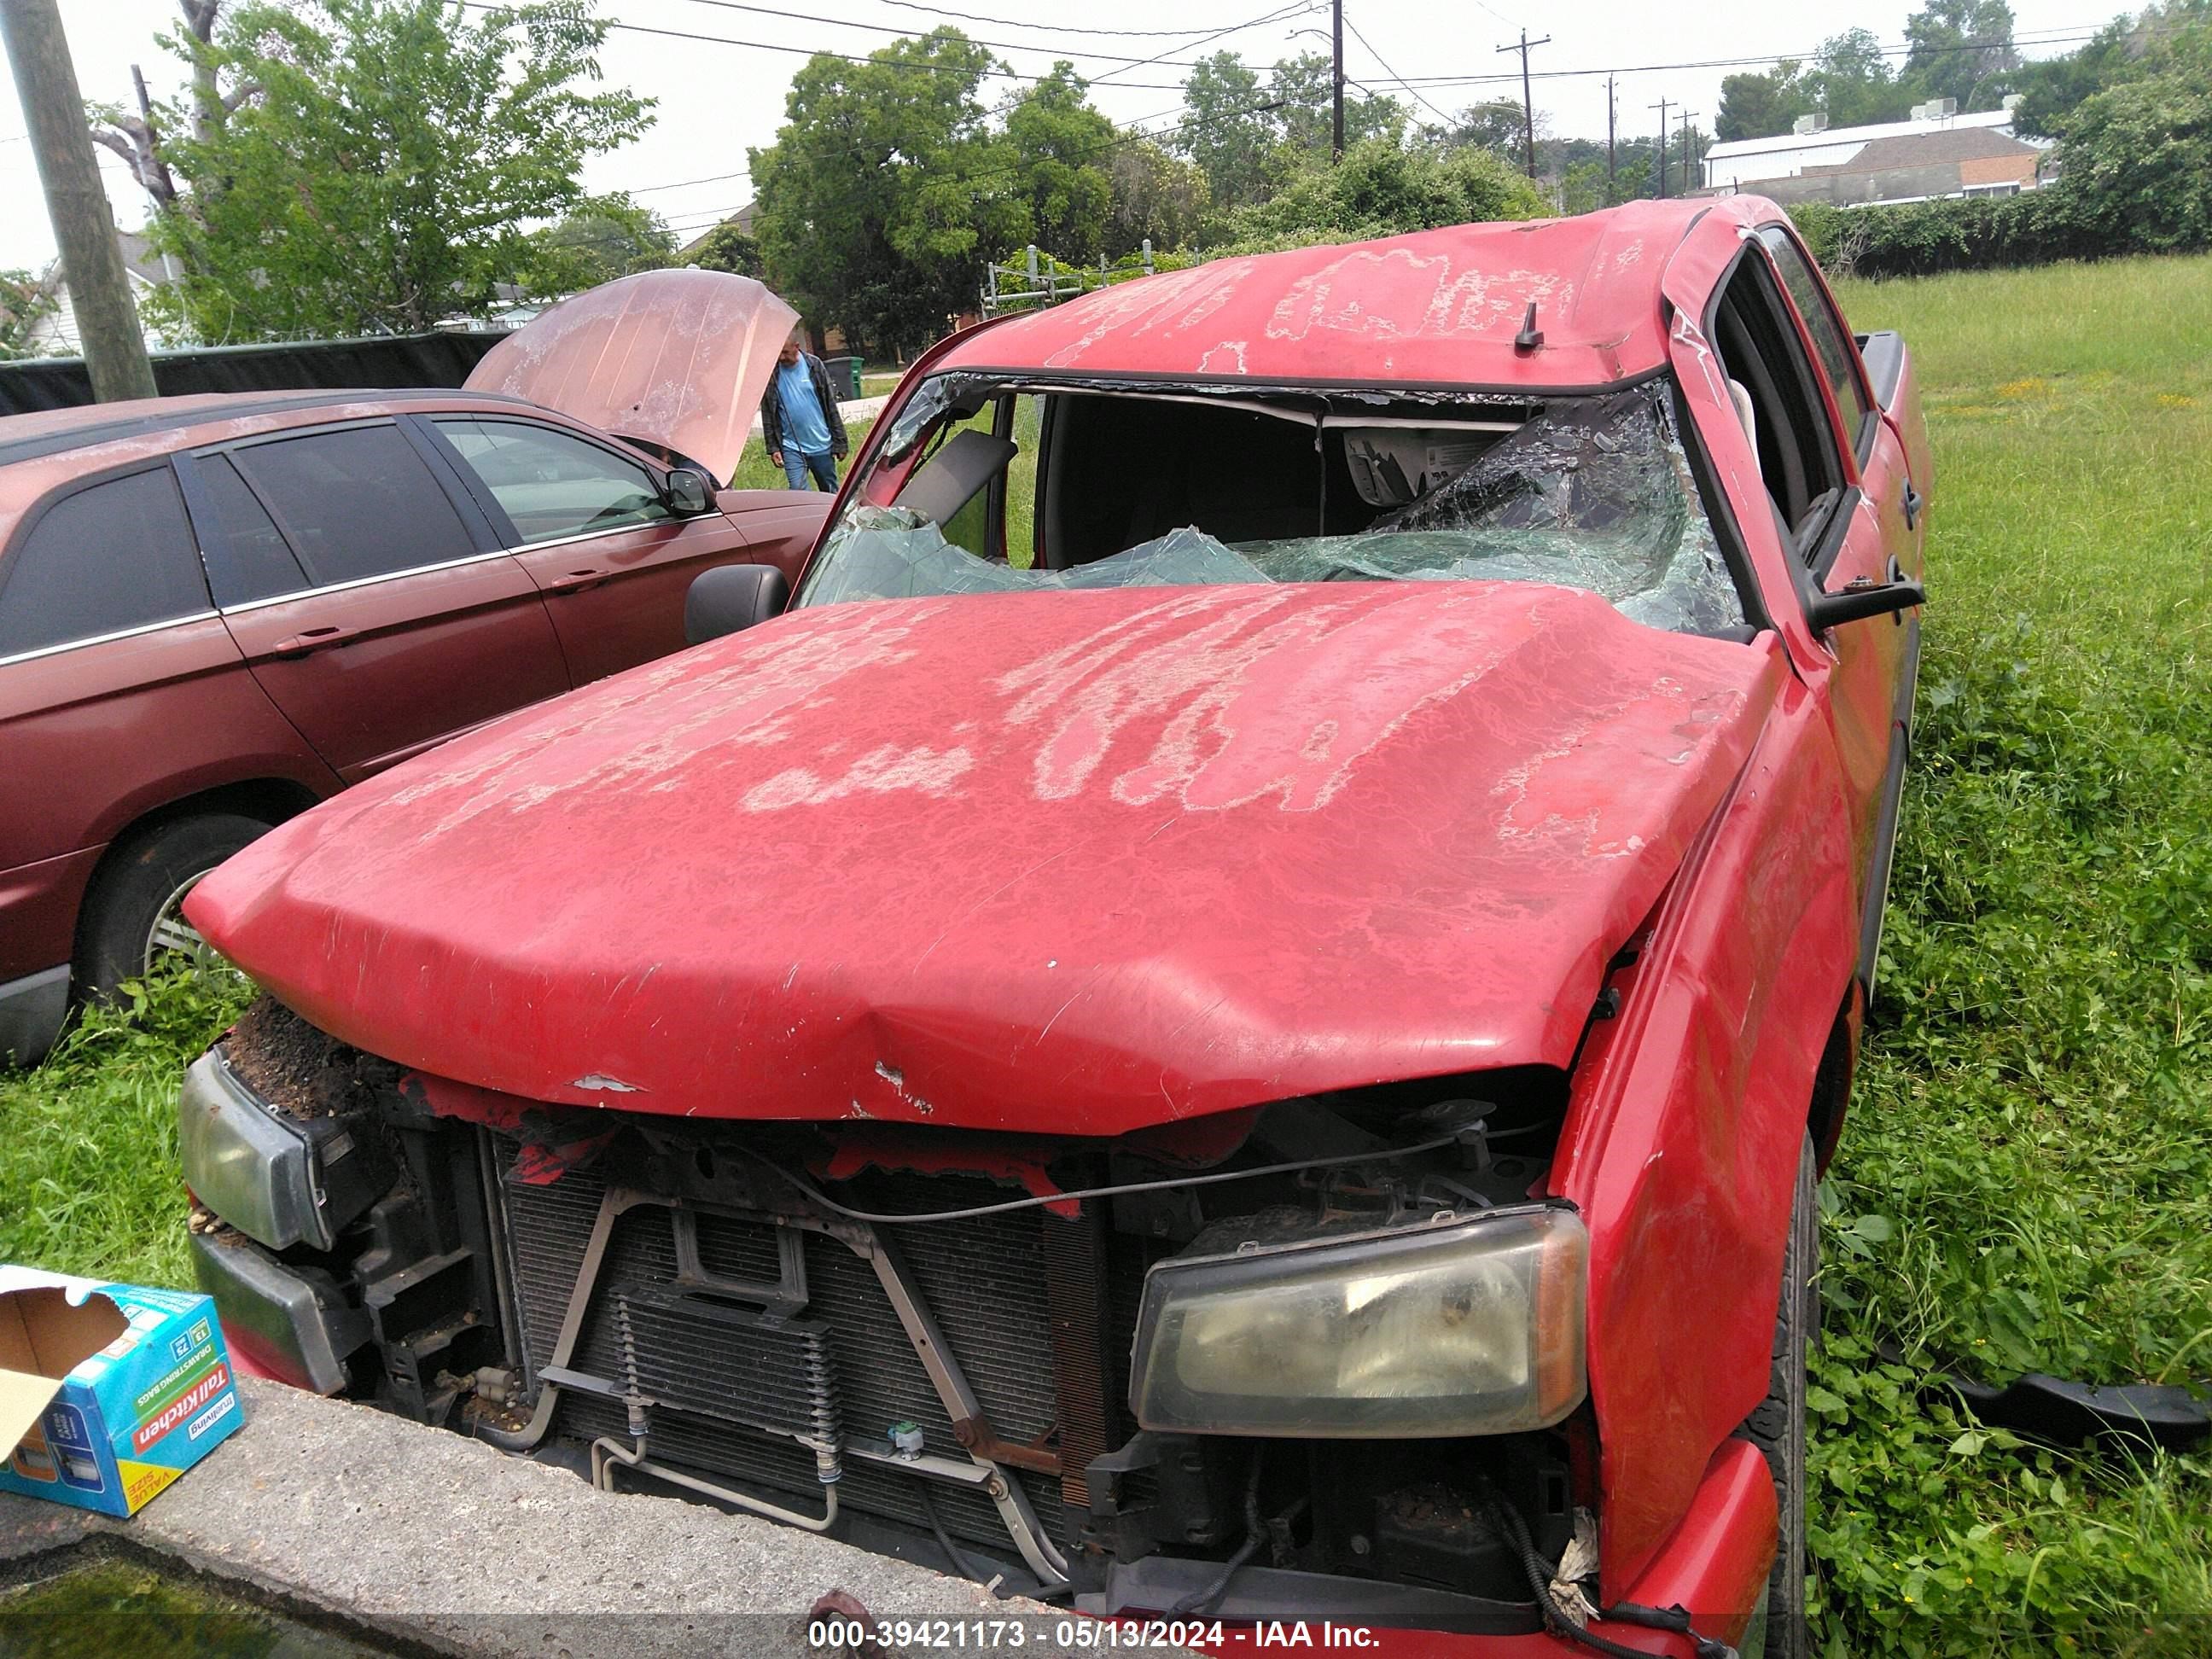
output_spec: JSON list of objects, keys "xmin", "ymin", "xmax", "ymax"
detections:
[{"xmin": 1128, "ymin": 1206, "xmax": 1587, "ymax": 1438}]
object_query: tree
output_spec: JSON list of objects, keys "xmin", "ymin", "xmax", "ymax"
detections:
[
  {"xmin": 1903, "ymin": 0, "xmax": 2022, "ymax": 109},
  {"xmin": 1717, "ymin": 61, "xmax": 1814, "ymax": 142},
  {"xmin": 1104, "ymin": 141, "xmax": 1208, "ymax": 256},
  {"xmin": 1809, "ymin": 28, "xmax": 1914, "ymax": 128},
  {"xmin": 1421, "ymin": 98, "xmax": 1544, "ymax": 167},
  {"xmin": 1000, "ymin": 63, "xmax": 1115, "ymax": 262},
  {"xmin": 0, "ymin": 269, "xmax": 60, "ymax": 358},
  {"xmin": 1558, "ymin": 158, "xmax": 1613, "ymax": 215},
  {"xmin": 749, "ymin": 29, "xmax": 1023, "ymax": 356},
  {"xmin": 88, "ymin": 2, "xmax": 242, "ymax": 217},
  {"xmin": 518, "ymin": 195, "xmax": 673, "ymax": 296},
  {"xmin": 1214, "ymin": 136, "xmax": 1548, "ymax": 253},
  {"xmin": 1269, "ymin": 51, "xmax": 1401, "ymax": 159},
  {"xmin": 2001, "ymin": 0, "xmax": 2210, "ymax": 137},
  {"xmin": 1178, "ymin": 52, "xmax": 1278, "ymax": 211},
  {"xmin": 2052, "ymin": 9, "xmax": 2212, "ymax": 248},
  {"xmin": 686, "ymin": 221, "xmax": 762, "ymax": 279},
  {"xmin": 131, "ymin": 1, "xmax": 650, "ymax": 340}
]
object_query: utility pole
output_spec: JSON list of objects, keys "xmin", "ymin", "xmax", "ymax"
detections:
[
  {"xmin": 1496, "ymin": 29, "xmax": 1551, "ymax": 182},
  {"xmin": 1330, "ymin": 0, "xmax": 1344, "ymax": 160},
  {"xmin": 1605, "ymin": 74, "xmax": 1616, "ymax": 202},
  {"xmin": 1649, "ymin": 97, "xmax": 1670, "ymax": 200},
  {"xmin": 0, "ymin": 0, "xmax": 157, "ymax": 401},
  {"xmin": 1678, "ymin": 108, "xmax": 1700, "ymax": 195}
]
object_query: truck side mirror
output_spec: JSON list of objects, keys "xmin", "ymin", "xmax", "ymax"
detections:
[
  {"xmin": 1807, "ymin": 576, "xmax": 1924, "ymax": 632},
  {"xmin": 685, "ymin": 563, "xmax": 789, "ymax": 645}
]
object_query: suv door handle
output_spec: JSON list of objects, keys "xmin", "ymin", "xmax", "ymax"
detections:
[
  {"xmin": 271, "ymin": 626, "xmax": 356, "ymax": 657},
  {"xmin": 1901, "ymin": 480, "xmax": 1923, "ymax": 530},
  {"xmin": 545, "ymin": 568, "xmax": 607, "ymax": 593}
]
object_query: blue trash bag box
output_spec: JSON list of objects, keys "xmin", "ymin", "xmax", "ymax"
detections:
[{"xmin": 0, "ymin": 1265, "xmax": 246, "ymax": 1516}]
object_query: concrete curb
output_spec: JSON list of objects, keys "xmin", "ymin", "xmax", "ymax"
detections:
[{"xmin": 3, "ymin": 1379, "xmax": 1185, "ymax": 1656}]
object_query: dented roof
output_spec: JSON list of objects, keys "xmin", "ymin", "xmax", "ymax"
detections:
[{"xmin": 936, "ymin": 200, "xmax": 1738, "ymax": 391}]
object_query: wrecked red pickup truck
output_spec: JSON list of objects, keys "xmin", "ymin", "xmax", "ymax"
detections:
[{"xmin": 178, "ymin": 198, "xmax": 1927, "ymax": 1657}]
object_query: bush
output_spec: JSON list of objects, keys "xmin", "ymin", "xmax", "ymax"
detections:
[
  {"xmin": 1209, "ymin": 137, "xmax": 1549, "ymax": 255},
  {"xmin": 1787, "ymin": 39, "xmax": 2212, "ymax": 281},
  {"xmin": 1789, "ymin": 193, "xmax": 2095, "ymax": 281}
]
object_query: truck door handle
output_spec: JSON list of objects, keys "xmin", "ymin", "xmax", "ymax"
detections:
[
  {"xmin": 271, "ymin": 626, "xmax": 356, "ymax": 657},
  {"xmin": 1901, "ymin": 480, "xmax": 1922, "ymax": 530},
  {"xmin": 545, "ymin": 568, "xmax": 607, "ymax": 593}
]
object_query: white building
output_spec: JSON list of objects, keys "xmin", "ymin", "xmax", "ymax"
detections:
[
  {"xmin": 25, "ymin": 229, "xmax": 185, "ymax": 354},
  {"xmin": 1703, "ymin": 100, "xmax": 2041, "ymax": 199}
]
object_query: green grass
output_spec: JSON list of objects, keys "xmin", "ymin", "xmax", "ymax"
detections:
[
  {"xmin": 725, "ymin": 416, "xmax": 875, "ymax": 492},
  {"xmin": 0, "ymin": 256, "xmax": 2205, "ymax": 1654},
  {"xmin": 1811, "ymin": 254, "xmax": 2212, "ymax": 1654},
  {"xmin": 0, "ymin": 969, "xmax": 250, "ymax": 1289}
]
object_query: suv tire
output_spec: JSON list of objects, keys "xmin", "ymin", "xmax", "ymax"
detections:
[
  {"xmin": 1741, "ymin": 1131, "xmax": 1816, "ymax": 1659},
  {"xmin": 78, "ymin": 812, "xmax": 271, "ymax": 998}
]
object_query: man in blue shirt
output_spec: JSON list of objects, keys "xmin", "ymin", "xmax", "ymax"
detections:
[{"xmin": 762, "ymin": 334, "xmax": 848, "ymax": 491}]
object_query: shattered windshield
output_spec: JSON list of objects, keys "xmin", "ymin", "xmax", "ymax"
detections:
[{"xmin": 800, "ymin": 383, "xmax": 1747, "ymax": 637}]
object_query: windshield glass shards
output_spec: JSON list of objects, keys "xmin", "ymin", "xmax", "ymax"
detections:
[{"xmin": 805, "ymin": 382, "xmax": 1747, "ymax": 636}]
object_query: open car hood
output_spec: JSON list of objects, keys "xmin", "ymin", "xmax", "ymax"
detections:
[
  {"xmin": 189, "ymin": 585, "xmax": 1782, "ymax": 1135},
  {"xmin": 463, "ymin": 269, "xmax": 796, "ymax": 484}
]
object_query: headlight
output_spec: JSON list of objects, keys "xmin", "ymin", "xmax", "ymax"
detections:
[
  {"xmin": 178, "ymin": 1049, "xmax": 330, "ymax": 1252},
  {"xmin": 1128, "ymin": 1207, "xmax": 1587, "ymax": 1438}
]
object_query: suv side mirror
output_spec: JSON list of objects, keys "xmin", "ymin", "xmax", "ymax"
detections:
[
  {"xmin": 1807, "ymin": 575, "xmax": 1925, "ymax": 632},
  {"xmin": 665, "ymin": 465, "xmax": 713, "ymax": 515},
  {"xmin": 685, "ymin": 562, "xmax": 789, "ymax": 645}
]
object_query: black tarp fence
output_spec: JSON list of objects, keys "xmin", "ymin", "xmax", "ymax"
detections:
[{"xmin": 0, "ymin": 329, "xmax": 511, "ymax": 416}]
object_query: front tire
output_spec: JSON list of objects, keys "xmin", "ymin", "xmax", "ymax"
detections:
[
  {"xmin": 1740, "ymin": 1132, "xmax": 1816, "ymax": 1659},
  {"xmin": 77, "ymin": 812, "xmax": 271, "ymax": 998}
]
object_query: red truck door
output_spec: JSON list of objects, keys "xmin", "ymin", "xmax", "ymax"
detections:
[
  {"xmin": 422, "ymin": 415, "xmax": 763, "ymax": 685},
  {"xmin": 1755, "ymin": 228, "xmax": 1922, "ymax": 945},
  {"xmin": 1704, "ymin": 242, "xmax": 1909, "ymax": 914},
  {"xmin": 182, "ymin": 422, "xmax": 572, "ymax": 785}
]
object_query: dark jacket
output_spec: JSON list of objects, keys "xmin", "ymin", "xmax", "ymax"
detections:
[{"xmin": 760, "ymin": 352, "xmax": 849, "ymax": 458}]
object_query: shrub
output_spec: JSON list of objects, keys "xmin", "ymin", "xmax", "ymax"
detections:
[{"xmin": 1209, "ymin": 137, "xmax": 1549, "ymax": 255}]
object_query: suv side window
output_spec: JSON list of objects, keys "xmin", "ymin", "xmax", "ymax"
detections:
[
  {"xmin": 1711, "ymin": 253, "xmax": 1847, "ymax": 558},
  {"xmin": 195, "ymin": 454, "xmax": 311, "ymax": 607},
  {"xmin": 433, "ymin": 418, "xmax": 671, "ymax": 544},
  {"xmin": 230, "ymin": 424, "xmax": 477, "ymax": 586},
  {"xmin": 0, "ymin": 466, "xmax": 209, "ymax": 659},
  {"xmin": 1758, "ymin": 227, "xmax": 1873, "ymax": 454}
]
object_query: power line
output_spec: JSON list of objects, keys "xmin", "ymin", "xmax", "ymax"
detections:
[
  {"xmin": 1374, "ymin": 29, "xmax": 2106, "ymax": 90},
  {"xmin": 1340, "ymin": 13, "xmax": 1452, "ymax": 128},
  {"xmin": 664, "ymin": 0, "xmax": 1313, "ymax": 72},
  {"xmin": 453, "ymin": 1, "xmax": 1195, "ymax": 90},
  {"xmin": 870, "ymin": 0, "xmax": 1316, "ymax": 37},
  {"xmin": 629, "ymin": 166, "xmax": 750, "ymax": 195},
  {"xmin": 1089, "ymin": 1, "xmax": 1318, "ymax": 87}
]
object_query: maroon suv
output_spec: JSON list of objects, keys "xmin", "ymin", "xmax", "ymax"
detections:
[{"xmin": 0, "ymin": 271, "xmax": 832, "ymax": 1062}]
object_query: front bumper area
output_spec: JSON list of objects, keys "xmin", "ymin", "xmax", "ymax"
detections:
[{"xmin": 189, "ymin": 1225, "xmax": 367, "ymax": 1394}]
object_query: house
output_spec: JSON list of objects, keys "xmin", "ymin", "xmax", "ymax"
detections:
[
  {"xmin": 1702, "ymin": 100, "xmax": 2047, "ymax": 208},
  {"xmin": 25, "ymin": 228, "xmax": 184, "ymax": 354},
  {"xmin": 673, "ymin": 200, "xmax": 759, "ymax": 264}
]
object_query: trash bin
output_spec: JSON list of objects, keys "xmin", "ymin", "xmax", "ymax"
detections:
[{"xmin": 823, "ymin": 355, "xmax": 864, "ymax": 400}]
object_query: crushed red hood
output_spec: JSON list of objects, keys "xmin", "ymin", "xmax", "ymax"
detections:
[{"xmin": 189, "ymin": 584, "xmax": 1781, "ymax": 1134}]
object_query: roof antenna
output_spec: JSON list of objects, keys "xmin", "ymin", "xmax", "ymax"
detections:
[{"xmin": 1514, "ymin": 301, "xmax": 1544, "ymax": 352}]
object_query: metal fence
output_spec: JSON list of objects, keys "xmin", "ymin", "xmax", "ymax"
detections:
[{"xmin": 980, "ymin": 242, "xmax": 1159, "ymax": 318}]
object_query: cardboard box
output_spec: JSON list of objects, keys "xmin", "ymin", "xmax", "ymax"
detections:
[{"xmin": 0, "ymin": 1265, "xmax": 245, "ymax": 1516}]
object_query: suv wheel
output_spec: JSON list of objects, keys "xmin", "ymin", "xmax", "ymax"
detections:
[
  {"xmin": 78, "ymin": 813, "xmax": 271, "ymax": 998},
  {"xmin": 1740, "ymin": 1132, "xmax": 1816, "ymax": 1659}
]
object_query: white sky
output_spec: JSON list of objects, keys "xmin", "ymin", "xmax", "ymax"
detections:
[{"xmin": 2, "ymin": 0, "xmax": 2110, "ymax": 274}]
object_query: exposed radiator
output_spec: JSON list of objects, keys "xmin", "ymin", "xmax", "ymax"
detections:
[{"xmin": 498, "ymin": 1156, "xmax": 1084, "ymax": 1551}]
